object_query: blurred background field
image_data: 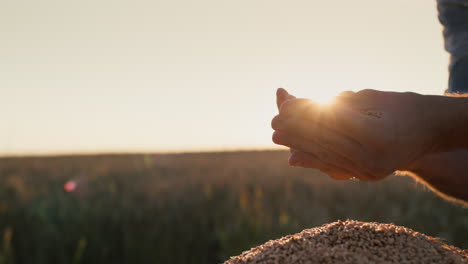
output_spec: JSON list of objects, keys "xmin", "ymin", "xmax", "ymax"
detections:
[{"xmin": 0, "ymin": 150, "xmax": 467, "ymax": 264}]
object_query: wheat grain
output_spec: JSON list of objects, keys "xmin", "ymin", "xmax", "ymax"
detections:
[{"xmin": 225, "ymin": 220, "xmax": 468, "ymax": 264}]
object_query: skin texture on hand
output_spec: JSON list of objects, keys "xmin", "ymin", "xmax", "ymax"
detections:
[
  {"xmin": 273, "ymin": 88, "xmax": 468, "ymax": 205},
  {"xmin": 275, "ymin": 88, "xmax": 358, "ymax": 180},
  {"xmin": 272, "ymin": 89, "xmax": 455, "ymax": 181}
]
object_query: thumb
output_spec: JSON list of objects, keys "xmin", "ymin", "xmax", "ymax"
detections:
[{"xmin": 276, "ymin": 88, "xmax": 296, "ymax": 112}]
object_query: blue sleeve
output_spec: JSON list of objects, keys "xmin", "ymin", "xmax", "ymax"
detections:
[{"xmin": 437, "ymin": 0, "xmax": 468, "ymax": 93}]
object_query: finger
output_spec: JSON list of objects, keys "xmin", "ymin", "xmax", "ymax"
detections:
[
  {"xmin": 337, "ymin": 90, "xmax": 355, "ymax": 97},
  {"xmin": 336, "ymin": 89, "xmax": 381, "ymax": 100},
  {"xmin": 278, "ymin": 98, "xmax": 314, "ymax": 116},
  {"xmin": 272, "ymin": 114, "xmax": 366, "ymax": 161},
  {"xmin": 276, "ymin": 88, "xmax": 296, "ymax": 111},
  {"xmin": 276, "ymin": 88, "xmax": 298, "ymax": 153},
  {"xmin": 276, "ymin": 97, "xmax": 334, "ymax": 157},
  {"xmin": 272, "ymin": 131, "xmax": 375, "ymax": 181},
  {"xmin": 277, "ymin": 100, "xmax": 378, "ymax": 140},
  {"xmin": 288, "ymin": 151, "xmax": 354, "ymax": 180},
  {"xmin": 335, "ymin": 89, "xmax": 377, "ymax": 109},
  {"xmin": 273, "ymin": 131, "xmax": 350, "ymax": 169},
  {"xmin": 336, "ymin": 89, "xmax": 397, "ymax": 117},
  {"xmin": 276, "ymin": 88, "xmax": 288, "ymax": 111}
]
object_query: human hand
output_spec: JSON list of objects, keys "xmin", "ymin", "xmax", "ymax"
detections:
[{"xmin": 272, "ymin": 89, "xmax": 449, "ymax": 181}]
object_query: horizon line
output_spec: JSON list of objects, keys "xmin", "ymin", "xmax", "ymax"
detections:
[{"xmin": 0, "ymin": 146, "xmax": 285, "ymax": 158}]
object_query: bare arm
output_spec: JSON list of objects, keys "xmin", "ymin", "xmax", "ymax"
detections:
[
  {"xmin": 432, "ymin": 95, "xmax": 468, "ymax": 151},
  {"xmin": 398, "ymin": 150, "xmax": 468, "ymax": 206},
  {"xmin": 399, "ymin": 93, "xmax": 468, "ymax": 206}
]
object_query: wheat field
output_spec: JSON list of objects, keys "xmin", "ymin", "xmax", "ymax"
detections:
[{"xmin": 0, "ymin": 150, "xmax": 467, "ymax": 264}]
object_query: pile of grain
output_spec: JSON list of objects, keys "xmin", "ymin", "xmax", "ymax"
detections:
[{"xmin": 225, "ymin": 220, "xmax": 468, "ymax": 264}]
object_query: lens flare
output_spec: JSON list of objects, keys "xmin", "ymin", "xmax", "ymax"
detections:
[{"xmin": 64, "ymin": 180, "xmax": 77, "ymax": 192}]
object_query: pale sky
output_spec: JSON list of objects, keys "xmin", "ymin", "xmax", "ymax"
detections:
[{"xmin": 0, "ymin": 0, "xmax": 448, "ymax": 155}]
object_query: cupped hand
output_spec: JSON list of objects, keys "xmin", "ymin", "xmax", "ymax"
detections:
[{"xmin": 272, "ymin": 88, "xmax": 446, "ymax": 181}]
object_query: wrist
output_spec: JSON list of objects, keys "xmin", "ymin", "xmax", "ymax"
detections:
[{"xmin": 430, "ymin": 95, "xmax": 468, "ymax": 151}]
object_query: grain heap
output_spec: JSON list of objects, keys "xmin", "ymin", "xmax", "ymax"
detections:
[{"xmin": 225, "ymin": 220, "xmax": 468, "ymax": 264}]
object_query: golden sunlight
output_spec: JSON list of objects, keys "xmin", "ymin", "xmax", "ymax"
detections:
[
  {"xmin": 295, "ymin": 88, "xmax": 342, "ymax": 107},
  {"xmin": 311, "ymin": 92, "xmax": 337, "ymax": 106}
]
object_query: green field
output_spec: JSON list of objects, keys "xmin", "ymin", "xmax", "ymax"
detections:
[{"xmin": 0, "ymin": 150, "xmax": 466, "ymax": 264}]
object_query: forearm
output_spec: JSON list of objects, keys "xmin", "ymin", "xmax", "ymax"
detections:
[
  {"xmin": 428, "ymin": 95, "xmax": 468, "ymax": 151},
  {"xmin": 399, "ymin": 96, "xmax": 468, "ymax": 205},
  {"xmin": 400, "ymin": 150, "xmax": 468, "ymax": 206}
]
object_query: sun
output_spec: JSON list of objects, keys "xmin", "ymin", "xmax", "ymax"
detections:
[
  {"xmin": 298, "ymin": 88, "xmax": 342, "ymax": 107},
  {"xmin": 312, "ymin": 92, "xmax": 338, "ymax": 106}
]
